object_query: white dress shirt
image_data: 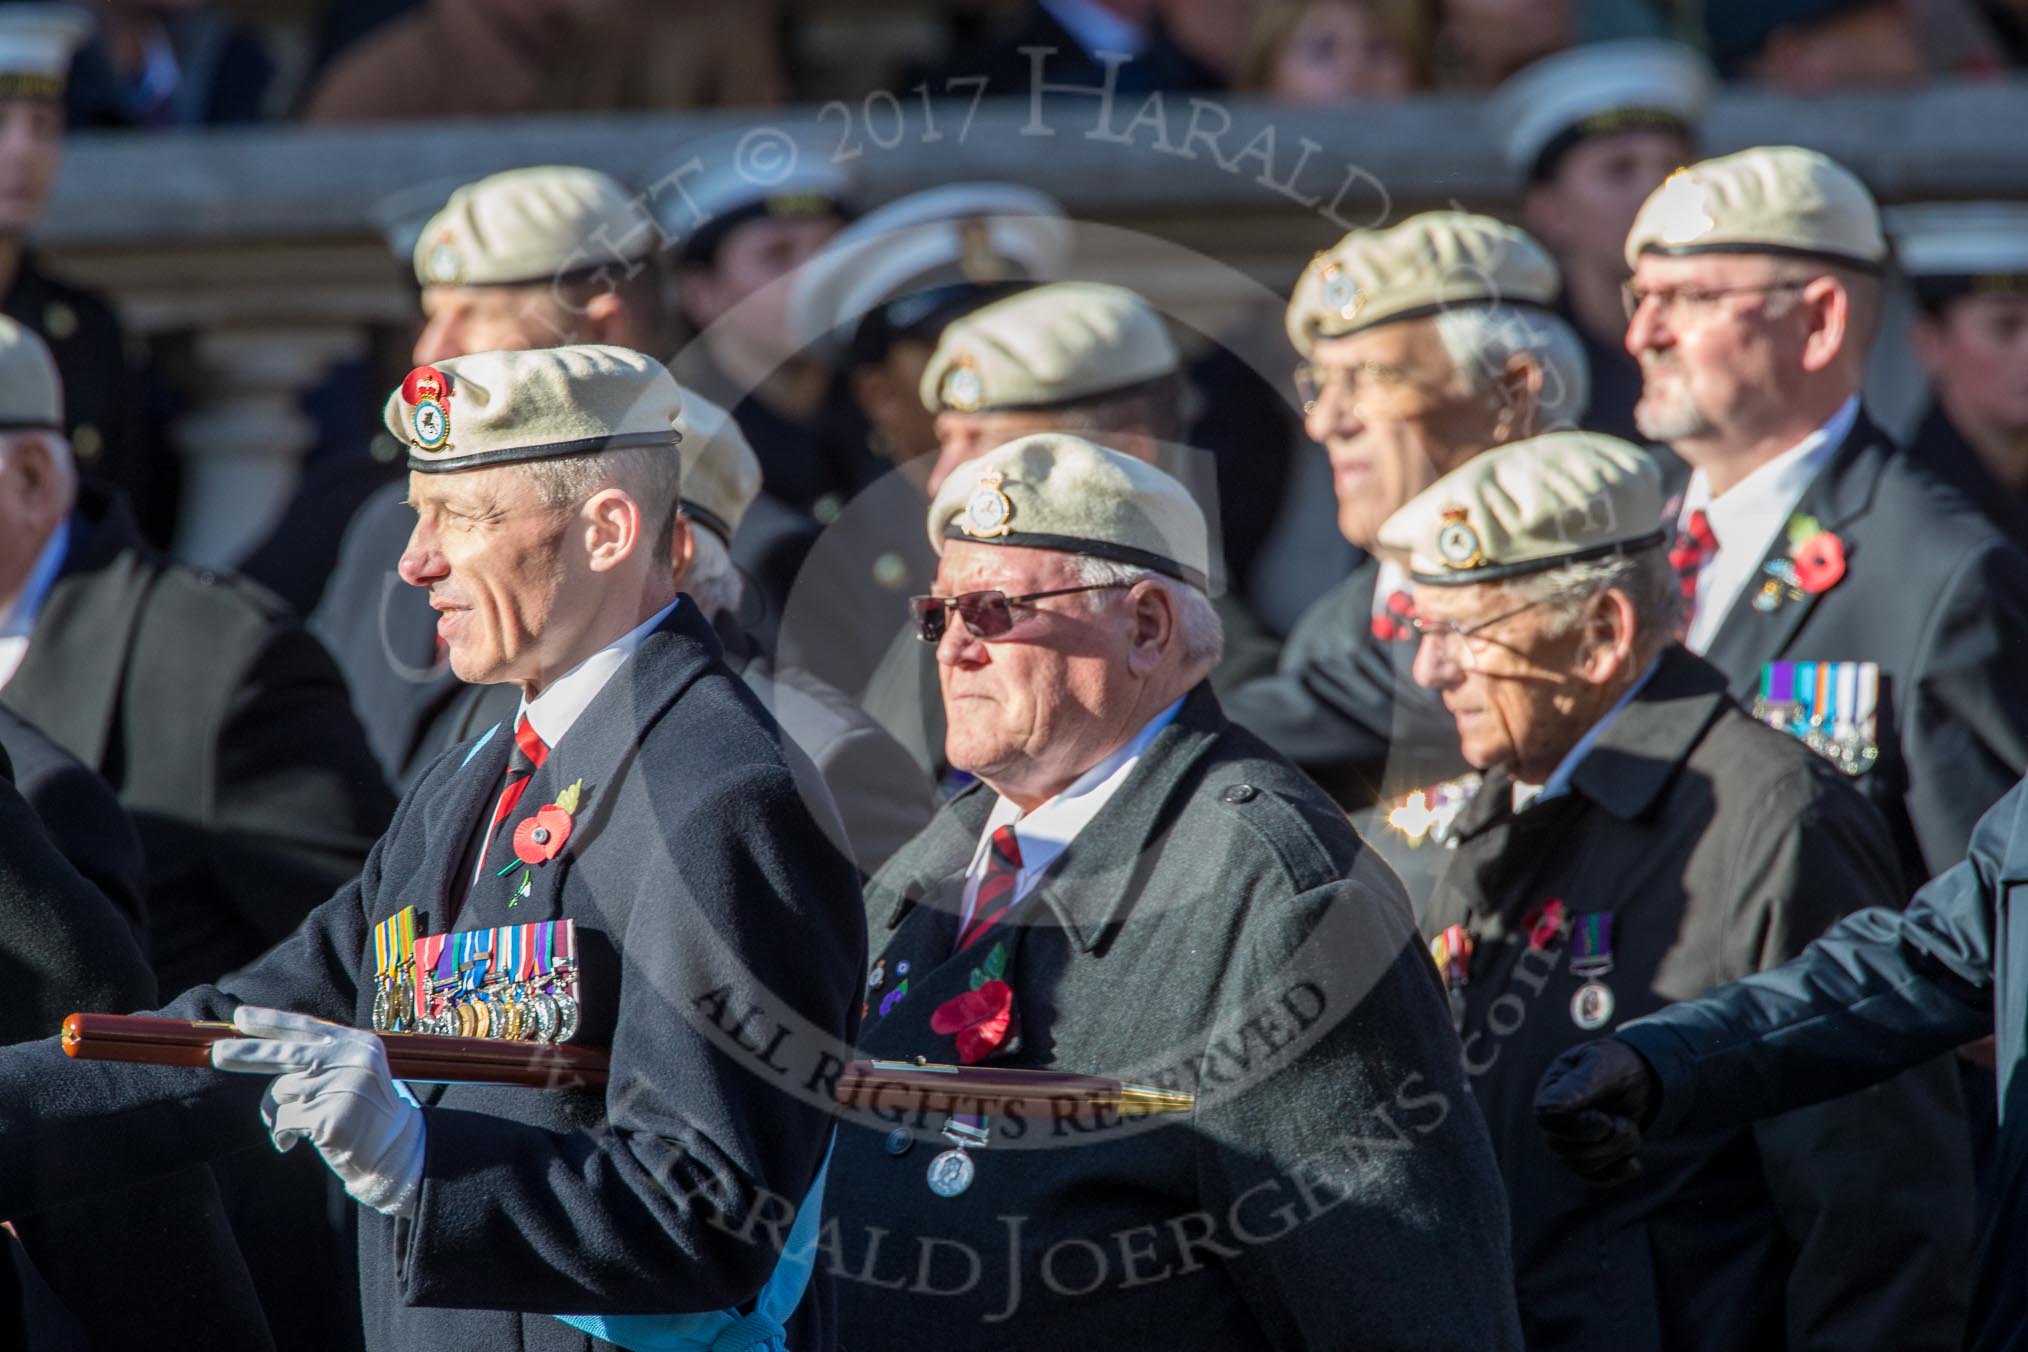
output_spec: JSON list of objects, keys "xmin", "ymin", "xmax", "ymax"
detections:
[
  {"xmin": 1371, "ymin": 557, "xmax": 1409, "ymax": 624},
  {"xmin": 0, "ymin": 519, "xmax": 70, "ymax": 691},
  {"xmin": 955, "ymin": 697, "xmax": 1185, "ymax": 935},
  {"xmin": 469, "ymin": 597, "xmax": 680, "ymax": 886},
  {"xmin": 1677, "ymin": 396, "xmax": 1858, "ymax": 653}
]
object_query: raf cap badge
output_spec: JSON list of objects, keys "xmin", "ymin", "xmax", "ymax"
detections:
[
  {"xmin": 957, "ymin": 216, "xmax": 1011, "ymax": 285},
  {"xmin": 425, "ymin": 229, "xmax": 465, "ymax": 286},
  {"xmin": 961, "ymin": 468, "xmax": 1015, "ymax": 539},
  {"xmin": 1320, "ymin": 260, "xmax": 1363, "ymax": 322},
  {"xmin": 1436, "ymin": 504, "xmax": 1487, "ymax": 571},
  {"xmin": 402, "ymin": 365, "xmax": 454, "ymax": 453},
  {"xmin": 940, "ymin": 353, "xmax": 985, "ymax": 413}
]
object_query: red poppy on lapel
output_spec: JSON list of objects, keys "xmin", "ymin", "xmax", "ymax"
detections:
[
  {"xmin": 513, "ymin": 778, "xmax": 583, "ymax": 866},
  {"xmin": 930, "ymin": 980, "xmax": 1015, "ymax": 1064},
  {"xmin": 1371, "ymin": 589, "xmax": 1417, "ymax": 642},
  {"xmin": 1526, "ymin": 898, "xmax": 1568, "ymax": 951},
  {"xmin": 1790, "ymin": 530, "xmax": 1846, "ymax": 594}
]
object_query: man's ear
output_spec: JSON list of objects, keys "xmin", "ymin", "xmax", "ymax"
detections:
[
  {"xmin": 1798, "ymin": 275, "xmax": 1853, "ymax": 375},
  {"xmin": 668, "ymin": 513, "xmax": 697, "ymax": 591},
  {"xmin": 1124, "ymin": 580, "xmax": 1178, "ymax": 678},
  {"xmin": 1577, "ymin": 588, "xmax": 1639, "ymax": 685},
  {"xmin": 5, "ymin": 435, "xmax": 74, "ymax": 529},
  {"xmin": 582, "ymin": 488, "xmax": 644, "ymax": 572},
  {"xmin": 1496, "ymin": 353, "xmax": 1548, "ymax": 441}
]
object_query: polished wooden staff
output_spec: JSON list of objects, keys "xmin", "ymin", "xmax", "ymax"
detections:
[
  {"xmin": 834, "ymin": 1058, "xmax": 1194, "ymax": 1118},
  {"xmin": 61, "ymin": 1013, "xmax": 609, "ymax": 1089}
]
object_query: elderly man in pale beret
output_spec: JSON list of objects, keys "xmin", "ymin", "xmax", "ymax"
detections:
[
  {"xmin": 823, "ymin": 432, "xmax": 1521, "ymax": 1347},
  {"xmin": 0, "ymin": 345, "xmax": 865, "ymax": 1351},
  {"xmin": 1489, "ymin": 39, "xmax": 1713, "ymax": 443},
  {"xmin": 445, "ymin": 387, "xmax": 935, "ymax": 873},
  {"xmin": 1388, "ymin": 431, "xmax": 1972, "ymax": 1349},
  {"xmin": 860, "ymin": 280, "xmax": 1280, "ymax": 775},
  {"xmin": 1627, "ymin": 146, "xmax": 2028, "ymax": 890},
  {"xmin": 1221, "ymin": 212, "xmax": 1591, "ymax": 837}
]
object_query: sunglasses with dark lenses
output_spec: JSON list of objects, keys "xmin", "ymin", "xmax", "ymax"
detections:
[{"xmin": 910, "ymin": 584, "xmax": 1129, "ymax": 644}]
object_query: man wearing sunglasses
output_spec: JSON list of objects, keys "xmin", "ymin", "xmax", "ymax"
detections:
[
  {"xmin": 1390, "ymin": 429, "xmax": 1972, "ymax": 1349},
  {"xmin": 1629, "ymin": 147, "xmax": 2028, "ymax": 893},
  {"xmin": 822, "ymin": 432, "xmax": 1523, "ymax": 1347}
]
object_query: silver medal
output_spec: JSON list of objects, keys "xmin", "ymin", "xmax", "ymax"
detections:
[
  {"xmin": 926, "ymin": 1148, "xmax": 975, "ymax": 1198},
  {"xmin": 1570, "ymin": 981, "xmax": 1616, "ymax": 1031}
]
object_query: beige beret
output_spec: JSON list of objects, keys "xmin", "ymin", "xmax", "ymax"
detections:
[
  {"xmin": 1377, "ymin": 431, "xmax": 1665, "ymax": 586},
  {"xmin": 0, "ymin": 316, "xmax": 62, "ymax": 430},
  {"xmin": 414, "ymin": 166, "xmax": 657, "ymax": 289},
  {"xmin": 926, "ymin": 433, "xmax": 1210, "ymax": 590},
  {"xmin": 1624, "ymin": 146, "xmax": 1884, "ymax": 272},
  {"xmin": 673, "ymin": 388, "xmax": 760, "ymax": 542},
  {"xmin": 1286, "ymin": 212, "xmax": 1562, "ymax": 357},
  {"xmin": 384, "ymin": 344, "xmax": 682, "ymax": 474},
  {"xmin": 919, "ymin": 282, "xmax": 1179, "ymax": 414}
]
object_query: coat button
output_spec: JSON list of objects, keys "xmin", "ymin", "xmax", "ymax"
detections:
[
  {"xmin": 1220, "ymin": 783, "xmax": 1257, "ymax": 804},
  {"xmin": 884, "ymin": 1128, "xmax": 913, "ymax": 1157}
]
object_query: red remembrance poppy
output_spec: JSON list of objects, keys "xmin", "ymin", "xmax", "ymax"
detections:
[
  {"xmin": 513, "ymin": 804, "xmax": 573, "ymax": 865},
  {"xmin": 929, "ymin": 979, "xmax": 1015, "ymax": 1064},
  {"xmin": 1791, "ymin": 531, "xmax": 1846, "ymax": 594}
]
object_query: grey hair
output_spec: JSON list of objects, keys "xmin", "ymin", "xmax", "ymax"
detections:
[
  {"xmin": 1433, "ymin": 303, "xmax": 1591, "ymax": 433},
  {"xmin": 514, "ymin": 441, "xmax": 683, "ymax": 567},
  {"xmin": 1065, "ymin": 555, "xmax": 1225, "ymax": 675},
  {"xmin": 1505, "ymin": 545, "xmax": 1681, "ymax": 663},
  {"xmin": 682, "ymin": 520, "xmax": 744, "ymax": 618}
]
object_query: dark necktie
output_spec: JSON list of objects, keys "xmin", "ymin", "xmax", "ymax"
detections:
[
  {"xmin": 1669, "ymin": 508, "xmax": 1719, "ymax": 607},
  {"xmin": 955, "ymin": 825, "xmax": 1023, "ymax": 955}
]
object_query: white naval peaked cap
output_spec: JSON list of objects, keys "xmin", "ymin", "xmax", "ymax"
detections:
[
  {"xmin": 0, "ymin": 5, "xmax": 90, "ymax": 96},
  {"xmin": 1286, "ymin": 212, "xmax": 1561, "ymax": 358},
  {"xmin": 919, "ymin": 282, "xmax": 1179, "ymax": 414},
  {"xmin": 645, "ymin": 128, "xmax": 855, "ymax": 261},
  {"xmin": 1624, "ymin": 146, "xmax": 1885, "ymax": 273},
  {"xmin": 0, "ymin": 315, "xmax": 64, "ymax": 429},
  {"xmin": 1488, "ymin": 39, "xmax": 1713, "ymax": 183},
  {"xmin": 1378, "ymin": 431, "xmax": 1666, "ymax": 586},
  {"xmin": 1887, "ymin": 202, "xmax": 2028, "ymax": 300},
  {"xmin": 788, "ymin": 182, "xmax": 1071, "ymax": 355},
  {"xmin": 413, "ymin": 166, "xmax": 659, "ymax": 289},
  {"xmin": 926, "ymin": 433, "xmax": 1211, "ymax": 591},
  {"xmin": 385, "ymin": 344, "xmax": 682, "ymax": 473},
  {"xmin": 672, "ymin": 386, "xmax": 761, "ymax": 543}
]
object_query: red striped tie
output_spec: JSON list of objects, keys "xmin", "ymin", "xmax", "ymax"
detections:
[
  {"xmin": 476, "ymin": 715, "xmax": 549, "ymax": 878},
  {"xmin": 956, "ymin": 825, "xmax": 1023, "ymax": 954},
  {"xmin": 1669, "ymin": 509, "xmax": 1718, "ymax": 605}
]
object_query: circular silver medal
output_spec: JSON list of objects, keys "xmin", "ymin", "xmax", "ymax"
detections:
[
  {"xmin": 371, "ymin": 984, "xmax": 389, "ymax": 1033},
  {"xmin": 553, "ymin": 993, "xmax": 580, "ymax": 1045},
  {"xmin": 926, "ymin": 1148, "xmax": 975, "ymax": 1198},
  {"xmin": 528, "ymin": 993, "xmax": 559, "ymax": 1043},
  {"xmin": 1570, "ymin": 981, "xmax": 1616, "ymax": 1031}
]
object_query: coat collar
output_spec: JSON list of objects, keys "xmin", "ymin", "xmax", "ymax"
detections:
[
  {"xmin": 1699, "ymin": 406, "xmax": 1890, "ymax": 693},
  {"xmin": 3, "ymin": 488, "xmax": 153, "ymax": 768},
  {"xmin": 881, "ymin": 683, "xmax": 1229, "ymax": 955}
]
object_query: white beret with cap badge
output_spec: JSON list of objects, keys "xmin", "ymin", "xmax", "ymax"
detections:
[
  {"xmin": 1378, "ymin": 431, "xmax": 1665, "ymax": 586},
  {"xmin": 919, "ymin": 281, "xmax": 1179, "ymax": 414},
  {"xmin": 385, "ymin": 344, "xmax": 682, "ymax": 474},
  {"xmin": 926, "ymin": 433, "xmax": 1211, "ymax": 591},
  {"xmin": 1286, "ymin": 212, "xmax": 1561, "ymax": 358},
  {"xmin": 413, "ymin": 166, "xmax": 657, "ymax": 289},
  {"xmin": 1624, "ymin": 145, "xmax": 1884, "ymax": 273},
  {"xmin": 0, "ymin": 315, "xmax": 64, "ymax": 430}
]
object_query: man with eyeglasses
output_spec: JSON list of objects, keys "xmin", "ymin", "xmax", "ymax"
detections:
[
  {"xmin": 1626, "ymin": 145, "xmax": 2028, "ymax": 893},
  {"xmin": 1391, "ymin": 429, "xmax": 1972, "ymax": 1349},
  {"xmin": 1221, "ymin": 212, "xmax": 1589, "ymax": 874},
  {"xmin": 821, "ymin": 431, "xmax": 1523, "ymax": 1347}
]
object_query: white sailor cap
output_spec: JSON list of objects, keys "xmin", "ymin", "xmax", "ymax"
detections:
[
  {"xmin": 0, "ymin": 5, "xmax": 89, "ymax": 99},
  {"xmin": 1887, "ymin": 202, "xmax": 2028, "ymax": 309},
  {"xmin": 1488, "ymin": 39, "xmax": 1713, "ymax": 184},
  {"xmin": 787, "ymin": 182, "xmax": 1071, "ymax": 363},
  {"xmin": 644, "ymin": 129, "xmax": 855, "ymax": 263}
]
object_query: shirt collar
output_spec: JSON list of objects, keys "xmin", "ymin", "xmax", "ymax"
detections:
[
  {"xmin": 1681, "ymin": 394, "xmax": 1859, "ymax": 522},
  {"xmin": 1521, "ymin": 654, "xmax": 1662, "ymax": 808},
  {"xmin": 516, "ymin": 597, "xmax": 681, "ymax": 750},
  {"xmin": 0, "ymin": 519, "xmax": 69, "ymax": 641}
]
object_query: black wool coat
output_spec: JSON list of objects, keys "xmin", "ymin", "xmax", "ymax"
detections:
[
  {"xmin": 0, "ymin": 702, "xmax": 146, "ymax": 943},
  {"xmin": 1685, "ymin": 410, "xmax": 2028, "ymax": 887},
  {"xmin": 4, "ymin": 488, "xmax": 396, "ymax": 992},
  {"xmin": 0, "ymin": 602, "xmax": 867, "ymax": 1351},
  {"xmin": 826, "ymin": 687, "xmax": 1523, "ymax": 1349},
  {"xmin": 0, "ymin": 763, "xmax": 273, "ymax": 1352},
  {"xmin": 1425, "ymin": 647, "xmax": 1972, "ymax": 1351}
]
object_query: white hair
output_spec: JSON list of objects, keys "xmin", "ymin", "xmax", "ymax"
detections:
[
  {"xmin": 1433, "ymin": 303, "xmax": 1591, "ymax": 432},
  {"xmin": 1505, "ymin": 546, "xmax": 1680, "ymax": 663},
  {"xmin": 1065, "ymin": 554, "xmax": 1225, "ymax": 675},
  {"xmin": 683, "ymin": 521, "xmax": 745, "ymax": 618}
]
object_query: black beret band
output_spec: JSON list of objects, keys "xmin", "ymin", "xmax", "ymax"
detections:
[
  {"xmin": 407, "ymin": 428, "xmax": 680, "ymax": 473},
  {"xmin": 1637, "ymin": 241, "xmax": 1884, "ymax": 274},
  {"xmin": 1410, "ymin": 528, "xmax": 1669, "ymax": 586},
  {"xmin": 942, "ymin": 524, "xmax": 1210, "ymax": 592}
]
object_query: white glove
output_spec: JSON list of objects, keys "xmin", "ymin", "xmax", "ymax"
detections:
[{"xmin": 211, "ymin": 1006, "xmax": 425, "ymax": 1217}]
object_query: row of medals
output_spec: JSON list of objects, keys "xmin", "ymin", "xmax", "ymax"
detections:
[{"xmin": 371, "ymin": 966, "xmax": 581, "ymax": 1045}]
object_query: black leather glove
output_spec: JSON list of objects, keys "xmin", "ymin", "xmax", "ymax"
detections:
[{"xmin": 1533, "ymin": 1038, "xmax": 1658, "ymax": 1186}]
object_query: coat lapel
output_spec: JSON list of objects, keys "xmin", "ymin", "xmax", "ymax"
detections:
[
  {"xmin": 1698, "ymin": 412, "xmax": 1889, "ymax": 702},
  {"xmin": 4, "ymin": 495, "xmax": 152, "ymax": 770}
]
